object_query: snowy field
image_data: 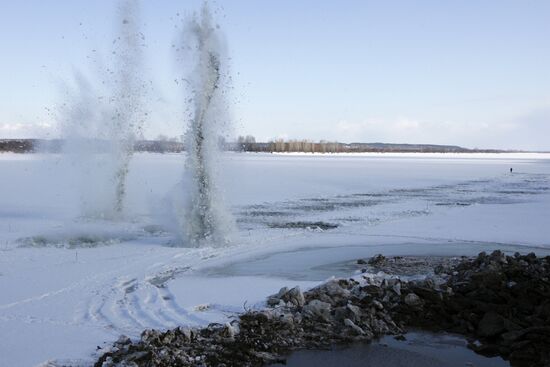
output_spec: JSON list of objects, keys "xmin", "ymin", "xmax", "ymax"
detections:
[{"xmin": 1, "ymin": 152, "xmax": 550, "ymax": 366}]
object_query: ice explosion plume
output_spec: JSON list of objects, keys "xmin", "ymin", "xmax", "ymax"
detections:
[
  {"xmin": 177, "ymin": 4, "xmax": 234, "ymax": 246},
  {"xmin": 109, "ymin": 0, "xmax": 148, "ymax": 214},
  {"xmin": 60, "ymin": 0, "xmax": 148, "ymax": 219}
]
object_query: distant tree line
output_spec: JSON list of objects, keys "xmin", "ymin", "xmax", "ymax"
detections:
[
  {"xmin": 233, "ymin": 136, "xmax": 508, "ymax": 154},
  {"xmin": 0, "ymin": 138, "xmax": 516, "ymax": 154},
  {"xmin": 0, "ymin": 139, "xmax": 36, "ymax": 153},
  {"xmin": 234, "ymin": 136, "xmax": 347, "ymax": 153},
  {"xmin": 0, "ymin": 139, "xmax": 184, "ymax": 154},
  {"xmin": 134, "ymin": 140, "xmax": 183, "ymax": 153}
]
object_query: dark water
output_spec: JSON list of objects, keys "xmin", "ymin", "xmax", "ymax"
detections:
[{"xmin": 269, "ymin": 331, "xmax": 509, "ymax": 367}]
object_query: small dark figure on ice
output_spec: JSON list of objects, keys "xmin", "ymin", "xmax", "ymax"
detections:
[{"xmin": 510, "ymin": 167, "xmax": 513, "ymax": 173}]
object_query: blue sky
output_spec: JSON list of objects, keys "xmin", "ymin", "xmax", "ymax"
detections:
[{"xmin": 0, "ymin": 0, "xmax": 549, "ymax": 150}]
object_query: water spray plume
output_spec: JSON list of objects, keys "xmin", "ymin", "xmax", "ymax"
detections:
[
  {"xmin": 110, "ymin": 0, "xmax": 147, "ymax": 215},
  {"xmin": 178, "ymin": 3, "xmax": 234, "ymax": 246},
  {"xmin": 60, "ymin": 0, "xmax": 148, "ymax": 219}
]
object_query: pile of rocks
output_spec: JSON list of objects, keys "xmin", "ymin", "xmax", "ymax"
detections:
[
  {"xmin": 96, "ymin": 277, "xmax": 405, "ymax": 367},
  {"xmin": 356, "ymin": 253, "xmax": 465, "ymax": 276},
  {"xmin": 95, "ymin": 251, "xmax": 550, "ymax": 367},
  {"xmin": 396, "ymin": 250, "xmax": 550, "ymax": 367}
]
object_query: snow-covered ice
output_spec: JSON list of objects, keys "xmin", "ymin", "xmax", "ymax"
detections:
[{"xmin": 1, "ymin": 152, "xmax": 550, "ymax": 366}]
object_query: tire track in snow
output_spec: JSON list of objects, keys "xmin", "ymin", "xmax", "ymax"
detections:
[{"xmin": 155, "ymin": 285, "xmax": 208, "ymax": 326}]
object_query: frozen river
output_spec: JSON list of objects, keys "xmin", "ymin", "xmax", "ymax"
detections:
[{"xmin": 1, "ymin": 152, "xmax": 549, "ymax": 366}]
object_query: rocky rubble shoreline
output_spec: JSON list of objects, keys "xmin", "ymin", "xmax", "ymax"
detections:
[
  {"xmin": 396, "ymin": 250, "xmax": 550, "ymax": 366},
  {"xmin": 95, "ymin": 251, "xmax": 550, "ymax": 367}
]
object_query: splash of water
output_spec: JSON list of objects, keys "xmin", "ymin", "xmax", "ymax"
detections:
[
  {"xmin": 60, "ymin": 0, "xmax": 148, "ymax": 219},
  {"xmin": 177, "ymin": 4, "xmax": 234, "ymax": 246},
  {"xmin": 110, "ymin": 0, "xmax": 147, "ymax": 214}
]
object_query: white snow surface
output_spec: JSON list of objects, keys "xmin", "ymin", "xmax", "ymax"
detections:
[{"xmin": 1, "ymin": 152, "xmax": 550, "ymax": 366}]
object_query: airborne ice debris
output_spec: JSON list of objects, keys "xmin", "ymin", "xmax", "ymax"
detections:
[{"xmin": 176, "ymin": 3, "xmax": 234, "ymax": 247}]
